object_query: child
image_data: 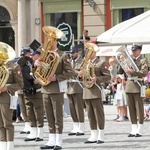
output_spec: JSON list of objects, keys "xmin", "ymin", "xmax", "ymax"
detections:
[
  {"xmin": 144, "ymin": 105, "xmax": 150, "ymax": 121},
  {"xmin": 113, "ymin": 74, "xmax": 128, "ymax": 122}
]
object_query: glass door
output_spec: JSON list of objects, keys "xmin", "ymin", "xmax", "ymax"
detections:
[{"xmin": 50, "ymin": 12, "xmax": 77, "ymax": 52}]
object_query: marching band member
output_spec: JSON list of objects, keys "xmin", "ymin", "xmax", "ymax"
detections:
[
  {"xmin": 118, "ymin": 44, "xmax": 148, "ymax": 137},
  {"xmin": 17, "ymin": 49, "xmax": 31, "ymax": 134},
  {"xmin": 18, "ymin": 49, "xmax": 44, "ymax": 142},
  {"xmin": 0, "ymin": 43, "xmax": 23, "ymax": 150},
  {"xmin": 40, "ymin": 26, "xmax": 73, "ymax": 150},
  {"xmin": 67, "ymin": 46, "xmax": 85, "ymax": 136},
  {"xmin": 78, "ymin": 43, "xmax": 111, "ymax": 144}
]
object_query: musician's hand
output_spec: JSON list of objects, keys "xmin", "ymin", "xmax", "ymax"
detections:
[
  {"xmin": 0, "ymin": 86, "xmax": 7, "ymax": 92},
  {"xmin": 78, "ymin": 71, "xmax": 83, "ymax": 77},
  {"xmin": 34, "ymin": 60, "xmax": 41, "ymax": 66},
  {"xmin": 125, "ymin": 68, "xmax": 133, "ymax": 74},
  {"xmin": 48, "ymin": 76, "xmax": 57, "ymax": 82},
  {"xmin": 92, "ymin": 76, "xmax": 97, "ymax": 83},
  {"xmin": 34, "ymin": 79, "xmax": 39, "ymax": 84}
]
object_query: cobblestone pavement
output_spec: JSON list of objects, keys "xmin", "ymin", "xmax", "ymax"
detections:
[{"xmin": 14, "ymin": 105, "xmax": 150, "ymax": 150}]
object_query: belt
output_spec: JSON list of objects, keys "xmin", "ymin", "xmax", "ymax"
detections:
[
  {"xmin": 128, "ymin": 77, "xmax": 143, "ymax": 82},
  {"xmin": 68, "ymin": 79, "xmax": 79, "ymax": 83},
  {"xmin": 127, "ymin": 77, "xmax": 143, "ymax": 87},
  {"xmin": 36, "ymin": 89, "xmax": 41, "ymax": 92}
]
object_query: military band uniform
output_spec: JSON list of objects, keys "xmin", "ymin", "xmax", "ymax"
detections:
[
  {"xmin": 40, "ymin": 49, "xmax": 73, "ymax": 150},
  {"xmin": 19, "ymin": 56, "xmax": 44, "ymax": 142},
  {"xmin": 17, "ymin": 90, "xmax": 30, "ymax": 134},
  {"xmin": 0, "ymin": 61, "xmax": 23, "ymax": 150},
  {"xmin": 118, "ymin": 48, "xmax": 148, "ymax": 137},
  {"xmin": 83, "ymin": 57, "xmax": 111, "ymax": 144},
  {"xmin": 67, "ymin": 55, "xmax": 85, "ymax": 136}
]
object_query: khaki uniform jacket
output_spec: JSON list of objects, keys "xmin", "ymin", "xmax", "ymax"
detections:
[
  {"xmin": 0, "ymin": 61, "xmax": 23, "ymax": 103},
  {"xmin": 83, "ymin": 57, "xmax": 111, "ymax": 99},
  {"xmin": 67, "ymin": 56, "xmax": 83, "ymax": 94},
  {"xmin": 118, "ymin": 55, "xmax": 148, "ymax": 93},
  {"xmin": 41, "ymin": 49, "xmax": 73, "ymax": 94}
]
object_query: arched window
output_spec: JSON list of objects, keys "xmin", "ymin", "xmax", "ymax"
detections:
[{"xmin": 0, "ymin": 6, "xmax": 10, "ymax": 25}]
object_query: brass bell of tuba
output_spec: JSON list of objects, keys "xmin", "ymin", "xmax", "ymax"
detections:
[
  {"xmin": 80, "ymin": 42, "xmax": 98, "ymax": 88},
  {"xmin": 34, "ymin": 26, "xmax": 64, "ymax": 86},
  {"xmin": 0, "ymin": 42, "xmax": 16, "ymax": 88}
]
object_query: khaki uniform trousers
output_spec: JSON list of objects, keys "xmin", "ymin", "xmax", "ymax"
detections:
[
  {"xmin": 0, "ymin": 104, "xmax": 14, "ymax": 141},
  {"xmin": 67, "ymin": 94, "xmax": 84, "ymax": 122},
  {"xmin": 25, "ymin": 92, "xmax": 44, "ymax": 127},
  {"xmin": 43, "ymin": 93, "xmax": 64, "ymax": 134},
  {"xmin": 85, "ymin": 98, "xmax": 105, "ymax": 130},
  {"xmin": 126, "ymin": 93, "xmax": 144, "ymax": 124},
  {"xmin": 18, "ymin": 94, "xmax": 29, "ymax": 122}
]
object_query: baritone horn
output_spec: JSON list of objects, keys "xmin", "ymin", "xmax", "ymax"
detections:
[
  {"xmin": 80, "ymin": 43, "xmax": 98, "ymax": 88},
  {"xmin": 0, "ymin": 42, "xmax": 16, "ymax": 88},
  {"xmin": 34, "ymin": 26, "xmax": 64, "ymax": 86},
  {"xmin": 115, "ymin": 45, "xmax": 141, "ymax": 86}
]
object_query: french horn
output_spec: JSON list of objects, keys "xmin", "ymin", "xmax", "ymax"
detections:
[
  {"xmin": 0, "ymin": 42, "xmax": 16, "ymax": 88},
  {"xmin": 34, "ymin": 26, "xmax": 64, "ymax": 86}
]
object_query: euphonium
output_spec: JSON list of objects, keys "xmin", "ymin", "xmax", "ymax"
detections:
[
  {"xmin": 34, "ymin": 26, "xmax": 64, "ymax": 86},
  {"xmin": 115, "ymin": 45, "xmax": 141, "ymax": 86},
  {"xmin": 80, "ymin": 43, "xmax": 98, "ymax": 88},
  {"xmin": 0, "ymin": 42, "xmax": 16, "ymax": 88}
]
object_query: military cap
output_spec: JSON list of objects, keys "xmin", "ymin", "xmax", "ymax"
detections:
[
  {"xmin": 70, "ymin": 46, "xmax": 78, "ymax": 53},
  {"xmin": 131, "ymin": 44, "xmax": 142, "ymax": 51}
]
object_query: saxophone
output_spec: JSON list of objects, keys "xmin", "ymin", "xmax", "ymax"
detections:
[
  {"xmin": 34, "ymin": 26, "xmax": 64, "ymax": 86},
  {"xmin": 0, "ymin": 42, "xmax": 16, "ymax": 88},
  {"xmin": 80, "ymin": 42, "xmax": 98, "ymax": 88}
]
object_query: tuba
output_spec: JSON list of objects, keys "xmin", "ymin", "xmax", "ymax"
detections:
[
  {"xmin": 80, "ymin": 42, "xmax": 98, "ymax": 88},
  {"xmin": 34, "ymin": 26, "xmax": 64, "ymax": 86},
  {"xmin": 0, "ymin": 42, "xmax": 16, "ymax": 88},
  {"xmin": 115, "ymin": 45, "xmax": 141, "ymax": 86}
]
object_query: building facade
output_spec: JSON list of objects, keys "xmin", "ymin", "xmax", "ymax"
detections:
[{"xmin": 0, "ymin": 0, "xmax": 149, "ymax": 62}]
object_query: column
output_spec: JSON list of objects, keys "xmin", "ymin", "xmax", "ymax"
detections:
[
  {"xmin": 29, "ymin": 0, "xmax": 41, "ymax": 43},
  {"xmin": 18, "ymin": 0, "xmax": 26, "ymax": 56}
]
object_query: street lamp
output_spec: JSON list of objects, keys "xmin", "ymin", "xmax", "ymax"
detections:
[{"xmin": 85, "ymin": 0, "xmax": 96, "ymax": 9}]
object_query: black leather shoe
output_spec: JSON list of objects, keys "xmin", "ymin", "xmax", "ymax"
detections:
[
  {"xmin": 24, "ymin": 138, "xmax": 36, "ymax": 141},
  {"xmin": 35, "ymin": 137, "xmax": 43, "ymax": 142},
  {"xmin": 20, "ymin": 131, "xmax": 26, "ymax": 134},
  {"xmin": 128, "ymin": 134, "xmax": 135, "ymax": 137},
  {"xmin": 26, "ymin": 131, "xmax": 30, "ymax": 134},
  {"xmin": 53, "ymin": 145, "xmax": 62, "ymax": 150},
  {"xmin": 84, "ymin": 140, "xmax": 97, "ymax": 144},
  {"xmin": 40, "ymin": 145, "xmax": 54, "ymax": 149},
  {"xmin": 135, "ymin": 134, "xmax": 142, "ymax": 137},
  {"xmin": 68, "ymin": 132, "xmax": 76, "ymax": 136},
  {"xmin": 97, "ymin": 140, "xmax": 104, "ymax": 144},
  {"xmin": 76, "ymin": 132, "xmax": 84, "ymax": 136}
]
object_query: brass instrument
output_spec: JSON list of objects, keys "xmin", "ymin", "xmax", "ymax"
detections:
[
  {"xmin": 34, "ymin": 26, "xmax": 64, "ymax": 86},
  {"xmin": 80, "ymin": 42, "xmax": 98, "ymax": 88},
  {"xmin": 115, "ymin": 45, "xmax": 141, "ymax": 86},
  {"xmin": 0, "ymin": 42, "xmax": 16, "ymax": 88}
]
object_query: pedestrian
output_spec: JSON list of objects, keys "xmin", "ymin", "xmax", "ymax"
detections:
[
  {"xmin": 79, "ymin": 29, "xmax": 91, "ymax": 42},
  {"xmin": 0, "ymin": 42, "xmax": 23, "ymax": 150},
  {"xmin": 118, "ymin": 44, "xmax": 148, "ymax": 137},
  {"xmin": 40, "ymin": 26, "xmax": 73, "ymax": 150},
  {"xmin": 78, "ymin": 43, "xmax": 111, "ymax": 144},
  {"xmin": 67, "ymin": 46, "xmax": 85, "ymax": 136}
]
